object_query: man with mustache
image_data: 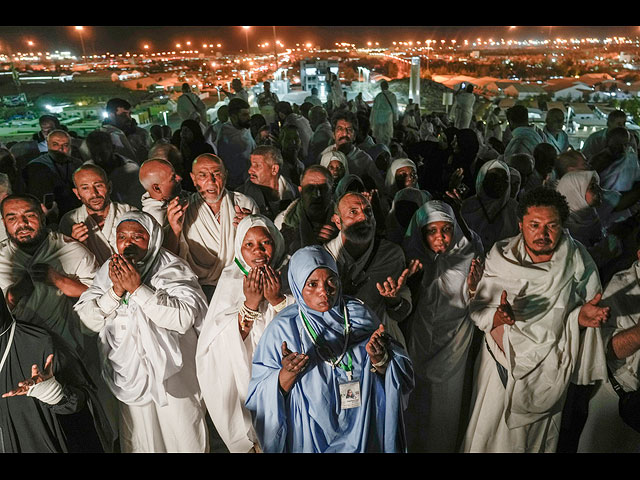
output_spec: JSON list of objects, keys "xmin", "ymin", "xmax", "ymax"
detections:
[
  {"xmin": 321, "ymin": 111, "xmax": 385, "ymax": 192},
  {"xmin": 236, "ymin": 145, "xmax": 298, "ymax": 221},
  {"xmin": 0, "ymin": 194, "xmax": 98, "ymax": 354},
  {"xmin": 276, "ymin": 165, "xmax": 338, "ymax": 256},
  {"xmin": 84, "ymin": 98, "xmax": 151, "ymax": 164},
  {"xmin": 215, "ymin": 98, "xmax": 256, "ymax": 190},
  {"xmin": 24, "ymin": 129, "xmax": 83, "ymax": 219},
  {"xmin": 177, "ymin": 154, "xmax": 258, "ymax": 301},
  {"xmin": 463, "ymin": 187, "xmax": 609, "ymax": 453},
  {"xmin": 59, "ymin": 164, "xmax": 137, "ymax": 266},
  {"xmin": 324, "ymin": 192, "xmax": 419, "ymax": 346}
]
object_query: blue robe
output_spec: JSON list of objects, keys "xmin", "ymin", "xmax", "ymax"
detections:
[{"xmin": 245, "ymin": 246, "xmax": 414, "ymax": 453}]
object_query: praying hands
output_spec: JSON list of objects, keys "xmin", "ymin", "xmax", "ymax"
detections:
[{"xmin": 109, "ymin": 254, "xmax": 142, "ymax": 297}]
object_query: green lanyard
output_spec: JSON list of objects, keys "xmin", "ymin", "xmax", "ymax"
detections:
[
  {"xmin": 234, "ymin": 257, "xmax": 249, "ymax": 276},
  {"xmin": 300, "ymin": 305, "xmax": 354, "ymax": 379}
]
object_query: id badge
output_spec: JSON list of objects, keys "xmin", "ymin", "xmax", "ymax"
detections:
[{"xmin": 339, "ymin": 379, "xmax": 361, "ymax": 409}]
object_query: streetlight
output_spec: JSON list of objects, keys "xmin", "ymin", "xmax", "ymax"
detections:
[
  {"xmin": 75, "ymin": 26, "xmax": 87, "ymax": 61},
  {"xmin": 242, "ymin": 26, "xmax": 250, "ymax": 54}
]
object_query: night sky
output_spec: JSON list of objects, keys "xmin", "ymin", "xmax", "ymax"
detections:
[{"xmin": 1, "ymin": 25, "xmax": 637, "ymax": 56}]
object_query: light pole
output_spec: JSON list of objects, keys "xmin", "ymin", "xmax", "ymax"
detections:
[
  {"xmin": 242, "ymin": 26, "xmax": 250, "ymax": 54},
  {"xmin": 75, "ymin": 26, "xmax": 87, "ymax": 61},
  {"xmin": 272, "ymin": 26, "xmax": 279, "ymax": 71}
]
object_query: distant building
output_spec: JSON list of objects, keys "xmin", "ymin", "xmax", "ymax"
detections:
[
  {"xmin": 543, "ymin": 78, "xmax": 593, "ymax": 101},
  {"xmin": 300, "ymin": 59, "xmax": 339, "ymax": 100},
  {"xmin": 503, "ymin": 83, "xmax": 546, "ymax": 100}
]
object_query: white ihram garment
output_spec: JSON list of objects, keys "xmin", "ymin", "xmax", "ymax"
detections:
[
  {"xmin": 59, "ymin": 201, "xmax": 137, "ymax": 266},
  {"xmin": 462, "ymin": 232, "xmax": 606, "ymax": 452},
  {"xmin": 196, "ymin": 215, "xmax": 293, "ymax": 453},
  {"xmin": 74, "ymin": 211, "xmax": 209, "ymax": 453},
  {"xmin": 182, "ymin": 190, "xmax": 258, "ymax": 287}
]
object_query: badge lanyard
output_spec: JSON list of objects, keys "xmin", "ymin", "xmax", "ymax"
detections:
[
  {"xmin": 234, "ymin": 257, "xmax": 249, "ymax": 276},
  {"xmin": 0, "ymin": 321, "xmax": 16, "ymax": 376},
  {"xmin": 300, "ymin": 305, "xmax": 354, "ymax": 381}
]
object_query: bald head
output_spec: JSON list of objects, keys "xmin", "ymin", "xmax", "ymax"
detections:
[{"xmin": 139, "ymin": 158, "xmax": 182, "ymax": 201}]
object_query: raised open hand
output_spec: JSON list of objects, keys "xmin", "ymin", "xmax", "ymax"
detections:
[
  {"xmin": 493, "ymin": 290, "xmax": 516, "ymax": 328},
  {"xmin": 578, "ymin": 293, "xmax": 610, "ymax": 328},
  {"xmin": 3, "ymin": 354, "xmax": 54, "ymax": 398},
  {"xmin": 278, "ymin": 341, "xmax": 309, "ymax": 394}
]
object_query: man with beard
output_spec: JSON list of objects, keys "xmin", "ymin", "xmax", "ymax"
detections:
[
  {"xmin": 59, "ymin": 164, "xmax": 137, "ymax": 266},
  {"xmin": 215, "ymin": 98, "xmax": 256, "ymax": 190},
  {"xmin": 462, "ymin": 187, "xmax": 609, "ymax": 453},
  {"xmin": 32, "ymin": 115, "xmax": 60, "ymax": 153},
  {"xmin": 139, "ymin": 158, "xmax": 189, "ymax": 256},
  {"xmin": 321, "ymin": 111, "xmax": 385, "ymax": 192},
  {"xmin": 84, "ymin": 130, "xmax": 145, "ymax": 209},
  {"xmin": 24, "ymin": 130, "xmax": 83, "ymax": 220},
  {"xmin": 89, "ymin": 98, "xmax": 151, "ymax": 164},
  {"xmin": 74, "ymin": 211, "xmax": 209, "ymax": 452},
  {"xmin": 0, "ymin": 194, "xmax": 98, "ymax": 354},
  {"xmin": 275, "ymin": 165, "xmax": 338, "ymax": 256},
  {"xmin": 236, "ymin": 145, "xmax": 298, "ymax": 221},
  {"xmin": 324, "ymin": 192, "xmax": 417, "ymax": 346},
  {"xmin": 175, "ymin": 154, "xmax": 258, "ymax": 300}
]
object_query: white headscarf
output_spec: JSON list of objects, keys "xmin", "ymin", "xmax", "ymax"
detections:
[
  {"xmin": 474, "ymin": 159, "xmax": 512, "ymax": 219},
  {"xmin": 117, "ymin": 210, "xmax": 164, "ymax": 282},
  {"xmin": 555, "ymin": 170, "xmax": 603, "ymax": 246},
  {"xmin": 233, "ymin": 214, "xmax": 286, "ymax": 275},
  {"xmin": 403, "ymin": 200, "xmax": 474, "ymax": 266},
  {"xmin": 320, "ymin": 150, "xmax": 350, "ymax": 177},
  {"xmin": 385, "ymin": 158, "xmax": 418, "ymax": 195}
]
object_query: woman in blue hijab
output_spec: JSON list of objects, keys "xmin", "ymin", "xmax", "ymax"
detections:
[{"xmin": 245, "ymin": 245, "xmax": 414, "ymax": 452}]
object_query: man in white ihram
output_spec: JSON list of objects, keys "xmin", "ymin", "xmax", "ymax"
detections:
[
  {"xmin": 462, "ymin": 186, "xmax": 609, "ymax": 453},
  {"xmin": 74, "ymin": 210, "xmax": 209, "ymax": 453},
  {"xmin": 178, "ymin": 153, "xmax": 258, "ymax": 300},
  {"xmin": 59, "ymin": 164, "xmax": 136, "ymax": 266}
]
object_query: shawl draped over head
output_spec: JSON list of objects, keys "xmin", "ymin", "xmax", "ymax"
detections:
[
  {"xmin": 470, "ymin": 232, "xmax": 606, "ymax": 429},
  {"xmin": 320, "ymin": 150, "xmax": 350, "ymax": 177},
  {"xmin": 117, "ymin": 210, "xmax": 164, "ymax": 282},
  {"xmin": 287, "ymin": 246, "xmax": 377, "ymax": 350},
  {"xmin": 474, "ymin": 159, "xmax": 512, "ymax": 218},
  {"xmin": 404, "ymin": 200, "xmax": 464, "ymax": 264},
  {"xmin": 81, "ymin": 210, "xmax": 205, "ymax": 408},
  {"xmin": 333, "ymin": 174, "xmax": 366, "ymax": 202},
  {"xmin": 555, "ymin": 170, "xmax": 603, "ymax": 246},
  {"xmin": 384, "ymin": 158, "xmax": 418, "ymax": 195},
  {"xmin": 245, "ymin": 245, "xmax": 415, "ymax": 453},
  {"xmin": 386, "ymin": 187, "xmax": 432, "ymax": 245},
  {"xmin": 195, "ymin": 214, "xmax": 289, "ymax": 453},
  {"xmin": 402, "ymin": 201, "xmax": 483, "ymax": 381}
]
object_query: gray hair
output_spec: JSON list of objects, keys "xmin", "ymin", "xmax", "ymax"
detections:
[{"xmin": 252, "ymin": 145, "xmax": 283, "ymax": 168}]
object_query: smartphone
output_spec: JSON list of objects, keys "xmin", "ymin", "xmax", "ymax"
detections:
[{"xmin": 43, "ymin": 193, "xmax": 54, "ymax": 210}]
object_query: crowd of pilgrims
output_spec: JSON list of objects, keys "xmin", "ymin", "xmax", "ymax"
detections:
[{"xmin": 1, "ymin": 75, "xmax": 640, "ymax": 453}]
